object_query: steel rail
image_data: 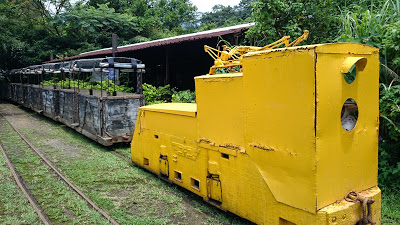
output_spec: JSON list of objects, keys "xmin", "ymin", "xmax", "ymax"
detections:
[
  {"xmin": 110, "ymin": 150, "xmax": 132, "ymax": 163},
  {"xmin": 0, "ymin": 112, "xmax": 120, "ymax": 225},
  {"xmin": 0, "ymin": 142, "xmax": 51, "ymax": 225}
]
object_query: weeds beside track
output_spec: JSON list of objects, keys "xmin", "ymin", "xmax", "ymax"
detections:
[{"xmin": 0, "ymin": 112, "xmax": 119, "ymax": 225}]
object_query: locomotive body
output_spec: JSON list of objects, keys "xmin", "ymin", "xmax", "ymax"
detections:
[{"xmin": 131, "ymin": 43, "xmax": 381, "ymax": 224}]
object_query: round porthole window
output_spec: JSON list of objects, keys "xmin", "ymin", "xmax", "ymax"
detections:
[{"xmin": 341, "ymin": 98, "xmax": 358, "ymax": 131}]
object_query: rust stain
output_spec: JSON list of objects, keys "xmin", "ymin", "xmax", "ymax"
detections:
[
  {"xmin": 122, "ymin": 135, "xmax": 131, "ymax": 142},
  {"xmin": 198, "ymin": 138, "xmax": 216, "ymax": 146},
  {"xmin": 219, "ymin": 143, "xmax": 241, "ymax": 150},
  {"xmin": 250, "ymin": 143, "xmax": 275, "ymax": 151}
]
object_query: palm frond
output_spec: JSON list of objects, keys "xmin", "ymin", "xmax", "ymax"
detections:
[{"xmin": 381, "ymin": 63, "xmax": 400, "ymax": 81}]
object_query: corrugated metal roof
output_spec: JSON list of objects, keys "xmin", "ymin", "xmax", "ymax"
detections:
[{"xmin": 46, "ymin": 23, "xmax": 254, "ymax": 63}]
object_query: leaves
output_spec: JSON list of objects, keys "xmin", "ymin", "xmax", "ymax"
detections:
[
  {"xmin": 379, "ymin": 84, "xmax": 400, "ymax": 189},
  {"xmin": 142, "ymin": 83, "xmax": 174, "ymax": 105},
  {"xmin": 247, "ymin": 0, "xmax": 342, "ymax": 45},
  {"xmin": 142, "ymin": 83, "xmax": 196, "ymax": 105},
  {"xmin": 198, "ymin": 0, "xmax": 254, "ymax": 30},
  {"xmin": 172, "ymin": 90, "xmax": 196, "ymax": 103},
  {"xmin": 41, "ymin": 78, "xmax": 134, "ymax": 94},
  {"xmin": 0, "ymin": 0, "xmax": 198, "ymax": 70}
]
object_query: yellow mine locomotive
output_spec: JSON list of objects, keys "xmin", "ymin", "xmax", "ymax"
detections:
[{"xmin": 130, "ymin": 43, "xmax": 381, "ymax": 225}]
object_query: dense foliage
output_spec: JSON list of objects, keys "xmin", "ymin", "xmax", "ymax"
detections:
[
  {"xmin": 142, "ymin": 83, "xmax": 175, "ymax": 105},
  {"xmin": 172, "ymin": 89, "xmax": 196, "ymax": 103},
  {"xmin": 0, "ymin": 0, "xmax": 198, "ymax": 68},
  {"xmin": 41, "ymin": 79, "xmax": 134, "ymax": 93},
  {"xmin": 197, "ymin": 0, "xmax": 253, "ymax": 30},
  {"xmin": 0, "ymin": 0, "xmax": 257, "ymax": 69},
  {"xmin": 247, "ymin": 0, "xmax": 342, "ymax": 45},
  {"xmin": 336, "ymin": 0, "xmax": 400, "ymax": 191},
  {"xmin": 143, "ymin": 83, "xmax": 195, "ymax": 105},
  {"xmin": 379, "ymin": 84, "xmax": 400, "ymax": 189}
]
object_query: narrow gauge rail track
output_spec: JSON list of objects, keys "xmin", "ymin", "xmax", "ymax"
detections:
[
  {"xmin": 110, "ymin": 150, "xmax": 131, "ymax": 163},
  {"xmin": 0, "ymin": 112, "xmax": 119, "ymax": 225},
  {"xmin": 0, "ymin": 143, "xmax": 51, "ymax": 225}
]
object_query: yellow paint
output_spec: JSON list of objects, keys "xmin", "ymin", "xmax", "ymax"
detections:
[
  {"xmin": 204, "ymin": 31, "xmax": 309, "ymax": 75},
  {"xmin": 341, "ymin": 57, "xmax": 367, "ymax": 73},
  {"xmin": 131, "ymin": 43, "xmax": 381, "ymax": 224}
]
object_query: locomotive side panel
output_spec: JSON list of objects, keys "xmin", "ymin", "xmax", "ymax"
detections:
[
  {"xmin": 195, "ymin": 73, "xmax": 244, "ymax": 148},
  {"xmin": 242, "ymin": 48, "xmax": 317, "ymax": 213},
  {"xmin": 131, "ymin": 104, "xmax": 209, "ymax": 197},
  {"xmin": 315, "ymin": 44, "xmax": 380, "ymax": 210}
]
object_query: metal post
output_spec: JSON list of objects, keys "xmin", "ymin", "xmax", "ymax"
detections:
[
  {"xmin": 61, "ymin": 53, "xmax": 65, "ymax": 89},
  {"xmin": 61, "ymin": 66, "xmax": 64, "ymax": 89},
  {"xmin": 78, "ymin": 69, "xmax": 80, "ymax": 92},
  {"xmin": 100, "ymin": 68, "xmax": 103, "ymax": 98},
  {"xmin": 113, "ymin": 69, "xmax": 117, "ymax": 96},
  {"xmin": 136, "ymin": 69, "xmax": 143, "ymax": 94},
  {"xmin": 112, "ymin": 33, "xmax": 118, "ymax": 58}
]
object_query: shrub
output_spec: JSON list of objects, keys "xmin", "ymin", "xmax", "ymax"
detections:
[
  {"xmin": 172, "ymin": 90, "xmax": 196, "ymax": 103},
  {"xmin": 41, "ymin": 78, "xmax": 134, "ymax": 93},
  {"xmin": 142, "ymin": 84, "xmax": 196, "ymax": 105},
  {"xmin": 379, "ymin": 83, "xmax": 400, "ymax": 189},
  {"xmin": 142, "ymin": 83, "xmax": 174, "ymax": 105}
]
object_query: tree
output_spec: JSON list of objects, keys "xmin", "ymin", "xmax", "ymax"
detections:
[
  {"xmin": 151, "ymin": 0, "xmax": 197, "ymax": 31},
  {"xmin": 0, "ymin": 0, "xmax": 200, "ymax": 68},
  {"xmin": 200, "ymin": 5, "xmax": 238, "ymax": 28},
  {"xmin": 59, "ymin": 3, "xmax": 142, "ymax": 49},
  {"xmin": 0, "ymin": 0, "xmax": 75, "ymax": 69},
  {"xmin": 198, "ymin": 0, "xmax": 254, "ymax": 30},
  {"xmin": 247, "ymin": 0, "xmax": 342, "ymax": 45}
]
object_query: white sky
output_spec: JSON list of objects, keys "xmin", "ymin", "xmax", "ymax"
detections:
[{"xmin": 190, "ymin": 0, "xmax": 242, "ymax": 12}]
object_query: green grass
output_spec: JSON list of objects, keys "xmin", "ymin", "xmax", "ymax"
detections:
[
  {"xmin": 15, "ymin": 107, "xmax": 251, "ymax": 225},
  {"xmin": 0, "ymin": 117, "xmax": 110, "ymax": 224},
  {"xmin": 113, "ymin": 144, "xmax": 133, "ymax": 159},
  {"xmin": 19, "ymin": 126, "xmax": 183, "ymax": 224},
  {"xmin": 0, "ymin": 145, "xmax": 41, "ymax": 224},
  {"xmin": 382, "ymin": 189, "xmax": 400, "ymax": 224}
]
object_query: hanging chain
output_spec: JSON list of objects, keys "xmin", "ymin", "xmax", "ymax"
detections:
[{"xmin": 345, "ymin": 190, "xmax": 376, "ymax": 225}]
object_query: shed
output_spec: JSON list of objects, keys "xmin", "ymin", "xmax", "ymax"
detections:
[{"xmin": 45, "ymin": 23, "xmax": 254, "ymax": 90}]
